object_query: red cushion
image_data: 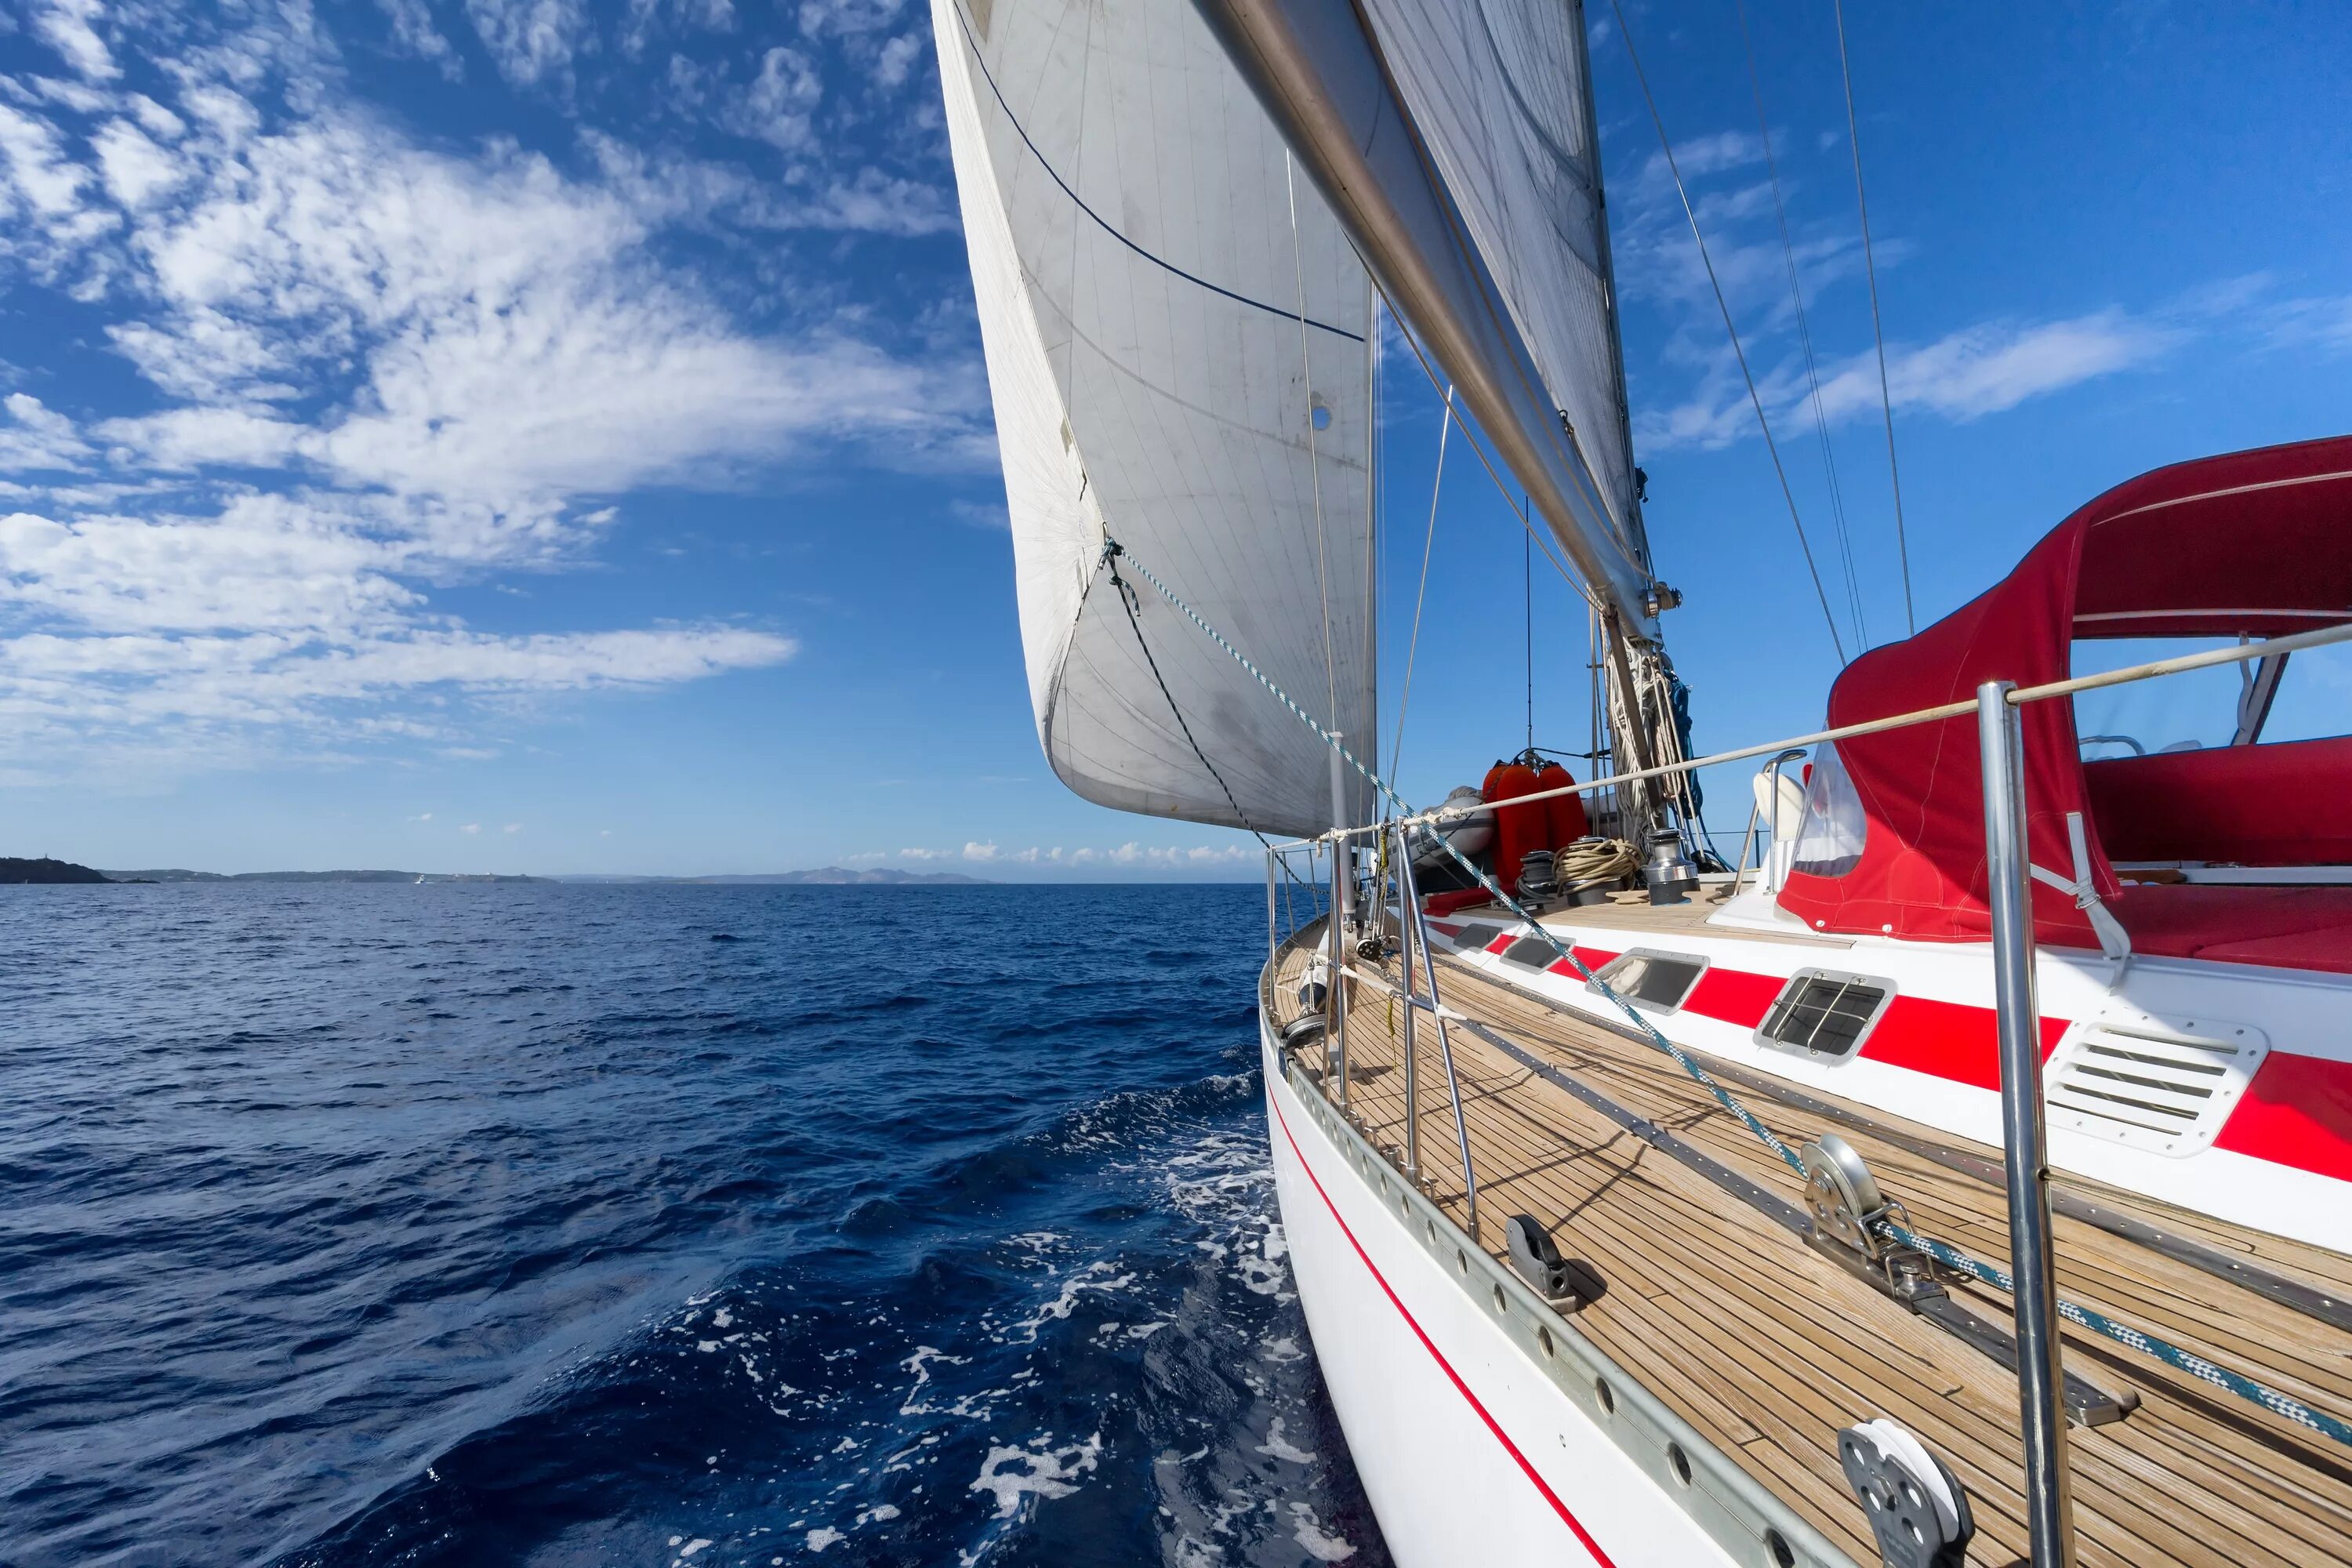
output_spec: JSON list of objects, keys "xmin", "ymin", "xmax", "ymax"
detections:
[
  {"xmin": 1423, "ymin": 888, "xmax": 1498, "ymax": 918},
  {"xmin": 2113, "ymin": 883, "xmax": 2352, "ymax": 975},
  {"xmin": 2085, "ymin": 735, "xmax": 2352, "ymax": 866}
]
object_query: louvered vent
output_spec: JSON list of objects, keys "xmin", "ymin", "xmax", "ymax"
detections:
[{"xmin": 2044, "ymin": 1009, "xmax": 2268, "ymax": 1158}]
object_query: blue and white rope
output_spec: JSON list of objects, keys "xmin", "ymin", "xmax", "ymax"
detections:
[
  {"xmin": 1108, "ymin": 530, "xmax": 2352, "ymax": 1451},
  {"xmin": 1882, "ymin": 1218, "xmax": 2352, "ymax": 1447}
]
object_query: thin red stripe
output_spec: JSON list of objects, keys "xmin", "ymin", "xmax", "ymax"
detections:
[{"xmin": 1268, "ymin": 1089, "xmax": 1619, "ymax": 1566}]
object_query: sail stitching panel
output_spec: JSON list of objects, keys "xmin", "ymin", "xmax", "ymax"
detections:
[{"xmin": 949, "ymin": 3, "xmax": 1364, "ymax": 344}]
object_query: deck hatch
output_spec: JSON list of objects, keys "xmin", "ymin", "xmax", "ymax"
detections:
[
  {"xmin": 1451, "ymin": 922, "xmax": 1505, "ymax": 953},
  {"xmin": 2045, "ymin": 1008, "xmax": 2268, "ymax": 1156},
  {"xmin": 1501, "ymin": 934, "xmax": 1557, "ymax": 968},
  {"xmin": 1585, "ymin": 949, "xmax": 1710, "ymax": 1014},
  {"xmin": 1755, "ymin": 969, "xmax": 1894, "ymax": 1062}
]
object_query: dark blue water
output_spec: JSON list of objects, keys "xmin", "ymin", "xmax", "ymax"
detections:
[{"xmin": 0, "ymin": 883, "xmax": 1388, "ymax": 1567}]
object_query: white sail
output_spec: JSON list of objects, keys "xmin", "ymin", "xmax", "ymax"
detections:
[
  {"xmin": 1356, "ymin": 0, "xmax": 1641, "ymax": 555},
  {"xmin": 934, "ymin": 0, "xmax": 1377, "ymax": 839},
  {"xmin": 1189, "ymin": 0, "xmax": 1660, "ymax": 636}
]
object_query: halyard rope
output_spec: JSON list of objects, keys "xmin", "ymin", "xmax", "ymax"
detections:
[{"xmin": 1104, "ymin": 528, "xmax": 2352, "ymax": 1450}]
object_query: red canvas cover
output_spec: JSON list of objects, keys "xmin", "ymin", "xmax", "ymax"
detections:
[{"xmin": 1777, "ymin": 435, "xmax": 2352, "ymax": 946}]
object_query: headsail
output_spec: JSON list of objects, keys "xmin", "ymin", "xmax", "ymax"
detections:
[
  {"xmin": 1356, "ymin": 0, "xmax": 1644, "ymax": 567},
  {"xmin": 1190, "ymin": 0, "xmax": 1661, "ymax": 638},
  {"xmin": 934, "ymin": 0, "xmax": 1377, "ymax": 840}
]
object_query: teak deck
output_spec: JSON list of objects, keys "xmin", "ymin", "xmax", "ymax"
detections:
[{"xmin": 1269, "ymin": 906, "xmax": 2352, "ymax": 1568}]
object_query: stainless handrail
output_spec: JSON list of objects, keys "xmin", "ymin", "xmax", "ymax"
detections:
[
  {"xmin": 1275, "ymin": 615, "xmax": 2352, "ymax": 849},
  {"xmin": 1392, "ymin": 824, "xmax": 1422, "ymax": 1181},
  {"xmin": 1395, "ymin": 834, "xmax": 1477, "ymax": 1235},
  {"xmin": 1978, "ymin": 680, "xmax": 2078, "ymax": 1566}
]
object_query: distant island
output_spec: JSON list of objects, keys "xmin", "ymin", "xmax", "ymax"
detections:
[
  {"xmin": 2, "ymin": 857, "xmax": 115, "ymax": 884},
  {"xmin": 5, "ymin": 861, "xmax": 986, "ymax": 886},
  {"xmin": 103, "ymin": 869, "xmax": 547, "ymax": 884},
  {"xmin": 554, "ymin": 868, "xmax": 990, "ymax": 886}
]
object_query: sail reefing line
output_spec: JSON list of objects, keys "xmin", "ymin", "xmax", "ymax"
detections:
[{"xmin": 946, "ymin": 2, "xmax": 1363, "ymax": 345}]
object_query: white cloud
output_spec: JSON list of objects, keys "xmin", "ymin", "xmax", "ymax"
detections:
[
  {"xmin": 503, "ymin": 822, "xmax": 521, "ymax": 833},
  {"xmin": 0, "ymin": 25, "xmax": 978, "ymax": 780},
  {"xmin": 729, "ymin": 46, "xmax": 822, "ymax": 151},
  {"xmin": 90, "ymin": 118, "xmax": 181, "ymax": 208},
  {"xmin": 874, "ymin": 33, "xmax": 922, "ymax": 89},
  {"xmin": 2263, "ymin": 293, "xmax": 2352, "ymax": 358},
  {"xmin": 0, "ymin": 395, "xmax": 91, "ymax": 472},
  {"xmin": 461, "ymin": 822, "xmax": 481, "ymax": 833},
  {"xmin": 377, "ymin": 0, "xmax": 463, "ymax": 78},
  {"xmin": 880, "ymin": 841, "xmax": 1253, "ymax": 872},
  {"xmin": 465, "ymin": 0, "xmax": 593, "ymax": 89},
  {"xmin": 33, "ymin": 0, "xmax": 118, "ymax": 82},
  {"xmin": 1640, "ymin": 310, "xmax": 2180, "ymax": 451}
]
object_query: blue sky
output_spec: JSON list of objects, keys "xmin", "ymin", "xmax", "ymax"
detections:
[{"xmin": 1, "ymin": 0, "xmax": 2346, "ymax": 879}]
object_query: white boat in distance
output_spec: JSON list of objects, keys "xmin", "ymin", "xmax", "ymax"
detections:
[{"xmin": 931, "ymin": 2, "xmax": 2352, "ymax": 1563}]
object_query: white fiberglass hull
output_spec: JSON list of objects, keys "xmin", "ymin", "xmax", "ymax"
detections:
[{"xmin": 1260, "ymin": 1015, "xmax": 1802, "ymax": 1568}]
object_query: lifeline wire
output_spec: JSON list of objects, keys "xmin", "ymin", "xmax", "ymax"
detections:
[
  {"xmin": 1105, "ymin": 528, "xmax": 2352, "ymax": 1453},
  {"xmin": 1606, "ymin": 0, "xmax": 1847, "ymax": 666}
]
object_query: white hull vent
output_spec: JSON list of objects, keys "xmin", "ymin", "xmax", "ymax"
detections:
[{"xmin": 2045, "ymin": 1007, "xmax": 2268, "ymax": 1157}]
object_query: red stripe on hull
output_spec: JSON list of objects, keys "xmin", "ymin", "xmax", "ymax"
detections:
[
  {"xmin": 1268, "ymin": 1086, "xmax": 1619, "ymax": 1566},
  {"xmin": 2215, "ymin": 1053, "xmax": 2352, "ymax": 1182}
]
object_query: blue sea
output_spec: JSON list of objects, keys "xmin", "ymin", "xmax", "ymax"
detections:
[{"xmin": 0, "ymin": 882, "xmax": 1388, "ymax": 1567}]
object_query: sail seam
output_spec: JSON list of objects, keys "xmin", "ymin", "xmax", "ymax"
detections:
[{"xmin": 949, "ymin": 5, "xmax": 1365, "ymax": 344}]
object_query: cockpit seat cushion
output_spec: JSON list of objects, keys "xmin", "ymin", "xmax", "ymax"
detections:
[
  {"xmin": 2085, "ymin": 734, "xmax": 2352, "ymax": 866},
  {"xmin": 2113, "ymin": 883, "xmax": 2352, "ymax": 975}
]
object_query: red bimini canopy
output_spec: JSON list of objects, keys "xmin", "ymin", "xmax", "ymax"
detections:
[{"xmin": 1777, "ymin": 434, "xmax": 2352, "ymax": 951}]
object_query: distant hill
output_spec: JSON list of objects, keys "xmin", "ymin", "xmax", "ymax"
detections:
[
  {"xmin": 1, "ymin": 856, "xmax": 113, "ymax": 884},
  {"xmin": 554, "ymin": 868, "xmax": 990, "ymax": 886},
  {"xmin": 103, "ymin": 869, "xmax": 547, "ymax": 884}
]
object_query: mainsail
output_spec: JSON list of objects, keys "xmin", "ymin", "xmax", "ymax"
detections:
[{"xmin": 933, "ymin": 0, "xmax": 1377, "ymax": 840}]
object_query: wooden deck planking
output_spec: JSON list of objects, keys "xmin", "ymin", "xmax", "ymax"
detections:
[{"xmin": 1266, "ymin": 927, "xmax": 2352, "ymax": 1566}]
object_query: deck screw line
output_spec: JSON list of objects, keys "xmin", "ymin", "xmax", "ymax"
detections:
[{"xmin": 1108, "ymin": 529, "xmax": 2352, "ymax": 1453}]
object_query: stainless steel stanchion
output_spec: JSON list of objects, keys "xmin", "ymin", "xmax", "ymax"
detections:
[
  {"xmin": 1393, "ymin": 825, "xmax": 1421, "ymax": 1181},
  {"xmin": 1978, "ymin": 679, "xmax": 2077, "ymax": 1568}
]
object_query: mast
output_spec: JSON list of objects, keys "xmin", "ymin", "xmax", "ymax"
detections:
[{"xmin": 1189, "ymin": 0, "xmax": 1664, "ymax": 642}]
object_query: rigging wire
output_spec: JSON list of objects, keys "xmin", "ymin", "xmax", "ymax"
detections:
[
  {"xmin": 1363, "ymin": 269, "xmax": 1602, "ymax": 617},
  {"xmin": 1284, "ymin": 153, "xmax": 1343, "ymax": 749},
  {"xmin": 1098, "ymin": 543, "xmax": 1312, "ymax": 893},
  {"xmin": 1834, "ymin": 0, "xmax": 1916, "ymax": 637},
  {"xmin": 1388, "ymin": 383, "xmax": 1455, "ymax": 779},
  {"xmin": 1734, "ymin": 0, "xmax": 1867, "ymax": 652},
  {"xmin": 1605, "ymin": 0, "xmax": 1849, "ymax": 666},
  {"xmin": 1524, "ymin": 502, "xmax": 1534, "ymax": 753}
]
